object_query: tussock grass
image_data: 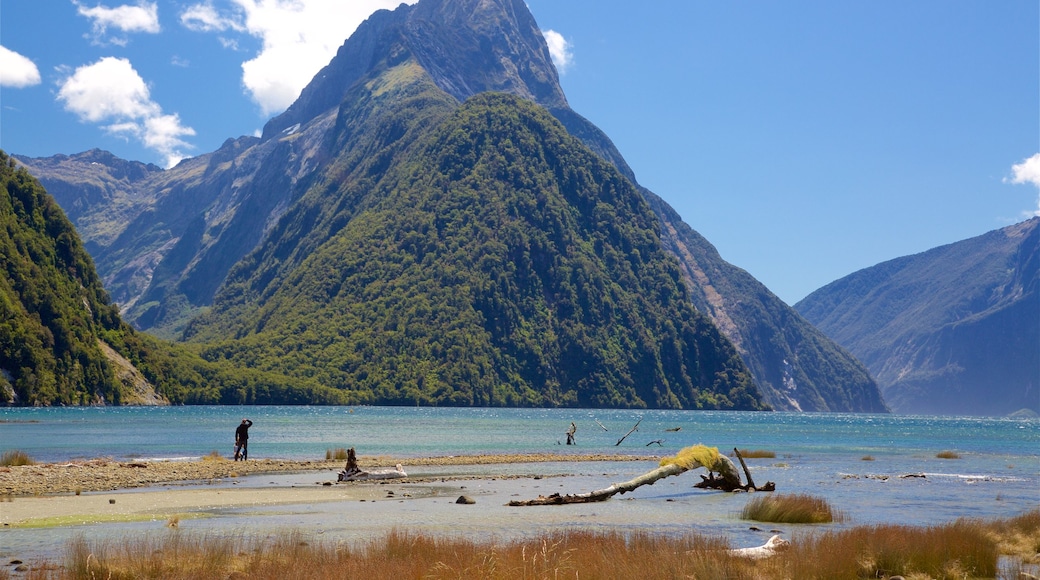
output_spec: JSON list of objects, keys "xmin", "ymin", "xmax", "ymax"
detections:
[
  {"xmin": 24, "ymin": 511, "xmax": 1038, "ymax": 580},
  {"xmin": 201, "ymin": 450, "xmax": 224, "ymax": 462},
  {"xmin": 57, "ymin": 529, "xmax": 741, "ymax": 580},
  {"xmin": 733, "ymin": 448, "xmax": 776, "ymax": 459},
  {"xmin": 0, "ymin": 449, "xmax": 35, "ymax": 466},
  {"xmin": 936, "ymin": 450, "xmax": 961, "ymax": 459},
  {"xmin": 326, "ymin": 448, "xmax": 349, "ymax": 461},
  {"xmin": 741, "ymin": 493, "xmax": 846, "ymax": 524},
  {"xmin": 777, "ymin": 520, "xmax": 998, "ymax": 579},
  {"xmin": 984, "ymin": 508, "xmax": 1040, "ymax": 563},
  {"xmin": 861, "ymin": 455, "xmax": 875, "ymax": 461}
]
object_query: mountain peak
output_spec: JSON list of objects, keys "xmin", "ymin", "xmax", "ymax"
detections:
[{"xmin": 262, "ymin": 0, "xmax": 566, "ymax": 140}]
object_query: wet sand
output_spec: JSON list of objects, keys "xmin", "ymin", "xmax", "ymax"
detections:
[{"xmin": 0, "ymin": 453, "xmax": 652, "ymax": 528}]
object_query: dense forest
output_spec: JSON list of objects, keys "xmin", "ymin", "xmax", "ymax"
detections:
[
  {"xmin": 184, "ymin": 94, "xmax": 764, "ymax": 410},
  {"xmin": 0, "ymin": 151, "xmax": 348, "ymax": 406}
]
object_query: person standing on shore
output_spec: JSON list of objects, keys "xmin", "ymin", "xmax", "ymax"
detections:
[{"xmin": 234, "ymin": 419, "xmax": 253, "ymax": 461}]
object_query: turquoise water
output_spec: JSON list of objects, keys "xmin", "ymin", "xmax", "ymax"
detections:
[
  {"xmin": 1, "ymin": 407, "xmax": 1037, "ymax": 564},
  {"xmin": 2, "ymin": 406, "xmax": 1036, "ymax": 464}
]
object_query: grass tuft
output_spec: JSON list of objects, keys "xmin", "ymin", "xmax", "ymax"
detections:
[
  {"xmin": 781, "ymin": 520, "xmax": 998, "ymax": 579},
  {"xmin": 202, "ymin": 450, "xmax": 225, "ymax": 462},
  {"xmin": 741, "ymin": 493, "xmax": 846, "ymax": 524},
  {"xmin": 936, "ymin": 450, "xmax": 961, "ymax": 459},
  {"xmin": 0, "ymin": 449, "xmax": 36, "ymax": 466},
  {"xmin": 660, "ymin": 445, "xmax": 719, "ymax": 471},
  {"xmin": 860, "ymin": 455, "xmax": 875, "ymax": 461},
  {"xmin": 326, "ymin": 448, "xmax": 349, "ymax": 461}
]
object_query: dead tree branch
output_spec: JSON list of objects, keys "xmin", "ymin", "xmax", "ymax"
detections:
[{"xmin": 614, "ymin": 418, "xmax": 642, "ymax": 446}]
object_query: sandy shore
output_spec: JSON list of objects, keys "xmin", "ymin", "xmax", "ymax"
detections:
[
  {"xmin": 0, "ymin": 452, "xmax": 650, "ymax": 497},
  {"xmin": 0, "ymin": 453, "xmax": 653, "ymax": 529}
]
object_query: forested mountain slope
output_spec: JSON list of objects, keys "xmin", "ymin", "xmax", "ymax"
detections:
[{"xmin": 1, "ymin": 152, "xmax": 351, "ymax": 406}]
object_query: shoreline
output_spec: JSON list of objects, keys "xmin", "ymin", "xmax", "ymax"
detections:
[
  {"xmin": 0, "ymin": 453, "xmax": 656, "ymax": 530},
  {"xmin": 0, "ymin": 452, "xmax": 654, "ymax": 497}
]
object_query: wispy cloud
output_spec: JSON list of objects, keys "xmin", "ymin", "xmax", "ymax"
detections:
[
  {"xmin": 542, "ymin": 29, "xmax": 573, "ymax": 74},
  {"xmin": 1006, "ymin": 153, "xmax": 1040, "ymax": 217},
  {"xmin": 57, "ymin": 57, "xmax": 194, "ymax": 168},
  {"xmin": 74, "ymin": 1, "xmax": 161, "ymax": 45},
  {"xmin": 180, "ymin": 2, "xmax": 245, "ymax": 33},
  {"xmin": 181, "ymin": 0, "xmax": 418, "ymax": 117},
  {"xmin": 0, "ymin": 45, "xmax": 41, "ymax": 88}
]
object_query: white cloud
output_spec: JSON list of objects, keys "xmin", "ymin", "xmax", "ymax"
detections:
[
  {"xmin": 542, "ymin": 29, "xmax": 573, "ymax": 74},
  {"xmin": 0, "ymin": 45, "xmax": 42, "ymax": 88},
  {"xmin": 57, "ymin": 57, "xmax": 195, "ymax": 168},
  {"xmin": 75, "ymin": 1, "xmax": 161, "ymax": 44},
  {"xmin": 1007, "ymin": 153, "xmax": 1040, "ymax": 217},
  {"xmin": 182, "ymin": 0, "xmax": 418, "ymax": 117},
  {"xmin": 180, "ymin": 2, "xmax": 245, "ymax": 32}
]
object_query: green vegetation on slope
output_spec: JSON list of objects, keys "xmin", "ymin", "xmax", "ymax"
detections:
[
  {"xmin": 0, "ymin": 152, "xmax": 124, "ymax": 404},
  {"xmin": 185, "ymin": 93, "xmax": 763, "ymax": 409},
  {"xmin": 1, "ymin": 151, "xmax": 350, "ymax": 406}
]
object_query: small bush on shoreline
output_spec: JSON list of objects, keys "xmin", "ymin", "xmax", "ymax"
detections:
[
  {"xmin": 0, "ymin": 449, "xmax": 35, "ymax": 466},
  {"xmin": 741, "ymin": 493, "xmax": 846, "ymax": 524},
  {"xmin": 326, "ymin": 448, "xmax": 349, "ymax": 461}
]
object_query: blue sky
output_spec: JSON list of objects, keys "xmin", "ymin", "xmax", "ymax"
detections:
[{"xmin": 1, "ymin": 0, "xmax": 1037, "ymax": 304}]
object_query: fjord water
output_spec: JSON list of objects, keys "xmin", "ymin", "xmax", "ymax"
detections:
[{"xmin": 1, "ymin": 406, "xmax": 1037, "ymax": 561}]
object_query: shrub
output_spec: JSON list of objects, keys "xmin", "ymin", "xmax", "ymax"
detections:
[
  {"xmin": 741, "ymin": 493, "xmax": 845, "ymax": 524},
  {"xmin": 0, "ymin": 450, "xmax": 35, "ymax": 466}
]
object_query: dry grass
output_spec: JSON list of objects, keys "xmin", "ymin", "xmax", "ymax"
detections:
[
  {"xmin": 0, "ymin": 449, "xmax": 36, "ymax": 466},
  {"xmin": 770, "ymin": 519, "xmax": 1000, "ymax": 579},
  {"xmin": 741, "ymin": 493, "xmax": 846, "ymax": 524},
  {"xmin": 326, "ymin": 448, "xmax": 349, "ymax": 461},
  {"xmin": 861, "ymin": 455, "xmax": 875, "ymax": 461},
  {"xmin": 733, "ymin": 449, "xmax": 776, "ymax": 459},
  {"xmin": 50, "ymin": 529, "xmax": 745, "ymax": 580},
  {"xmin": 15, "ymin": 511, "xmax": 1040, "ymax": 580},
  {"xmin": 935, "ymin": 450, "xmax": 961, "ymax": 459},
  {"xmin": 984, "ymin": 508, "xmax": 1040, "ymax": 563},
  {"xmin": 201, "ymin": 450, "xmax": 225, "ymax": 462}
]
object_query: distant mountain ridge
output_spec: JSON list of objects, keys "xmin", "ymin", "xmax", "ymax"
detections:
[
  {"xmin": 796, "ymin": 218, "xmax": 1039, "ymax": 416},
  {"xmin": 14, "ymin": 0, "xmax": 884, "ymax": 411}
]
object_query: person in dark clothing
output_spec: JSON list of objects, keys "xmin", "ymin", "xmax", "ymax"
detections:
[{"xmin": 234, "ymin": 418, "xmax": 253, "ymax": 461}]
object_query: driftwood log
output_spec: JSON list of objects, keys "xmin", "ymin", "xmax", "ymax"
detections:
[
  {"xmin": 727, "ymin": 535, "xmax": 790, "ymax": 560},
  {"xmin": 337, "ymin": 447, "xmax": 407, "ymax": 481},
  {"xmin": 509, "ymin": 444, "xmax": 771, "ymax": 506},
  {"xmin": 694, "ymin": 448, "xmax": 776, "ymax": 492}
]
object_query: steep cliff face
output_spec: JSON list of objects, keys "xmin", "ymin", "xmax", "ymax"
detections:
[
  {"xmin": 15, "ymin": 0, "xmax": 886, "ymax": 411},
  {"xmin": 797, "ymin": 218, "xmax": 1039, "ymax": 416}
]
